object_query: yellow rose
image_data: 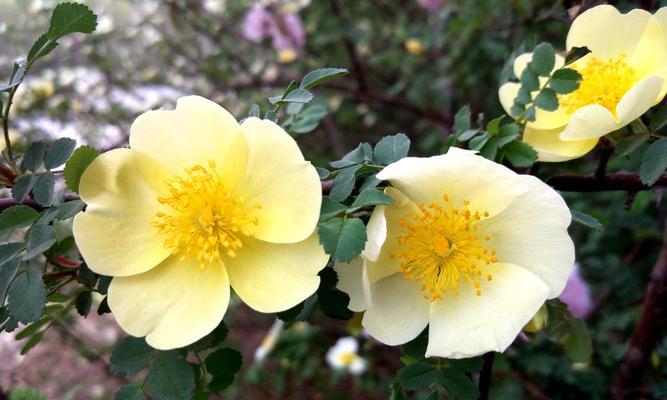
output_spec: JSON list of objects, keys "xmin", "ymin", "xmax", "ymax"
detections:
[
  {"xmin": 499, "ymin": 5, "xmax": 667, "ymax": 162},
  {"xmin": 73, "ymin": 96, "xmax": 328, "ymax": 349},
  {"xmin": 336, "ymin": 148, "xmax": 574, "ymax": 358}
]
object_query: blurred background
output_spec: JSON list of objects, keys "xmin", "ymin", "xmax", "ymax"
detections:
[{"xmin": 1, "ymin": 0, "xmax": 667, "ymax": 399}]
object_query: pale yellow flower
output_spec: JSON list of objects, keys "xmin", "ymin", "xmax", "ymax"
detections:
[
  {"xmin": 499, "ymin": 5, "xmax": 667, "ymax": 161},
  {"xmin": 405, "ymin": 38, "xmax": 425, "ymax": 55},
  {"xmin": 73, "ymin": 96, "xmax": 327, "ymax": 349},
  {"xmin": 336, "ymin": 148, "xmax": 574, "ymax": 358}
]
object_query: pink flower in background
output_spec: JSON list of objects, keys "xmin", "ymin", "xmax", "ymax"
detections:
[
  {"xmin": 560, "ymin": 263, "xmax": 593, "ymax": 318},
  {"xmin": 241, "ymin": 4, "xmax": 305, "ymax": 53},
  {"xmin": 418, "ymin": 0, "xmax": 442, "ymax": 12}
]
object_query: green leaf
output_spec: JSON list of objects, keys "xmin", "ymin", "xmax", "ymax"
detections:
[
  {"xmin": 0, "ymin": 257, "xmax": 22, "ymax": 302},
  {"xmin": 639, "ymin": 138, "xmax": 667, "ymax": 185},
  {"xmin": 502, "ymin": 141, "xmax": 537, "ymax": 167},
  {"xmin": 564, "ymin": 46, "xmax": 590, "ymax": 66},
  {"xmin": 650, "ymin": 103, "xmax": 667, "ymax": 131},
  {"xmin": 374, "ymin": 133, "xmax": 411, "ymax": 165},
  {"xmin": 530, "ymin": 43, "xmax": 555, "ymax": 76},
  {"xmin": 32, "ymin": 172, "xmax": 55, "ymax": 206},
  {"xmin": 328, "ymin": 165, "xmax": 361, "ymax": 202},
  {"xmin": 318, "ymin": 267, "xmax": 338, "ymax": 290},
  {"xmin": 110, "ymin": 336, "xmax": 154, "ymax": 375},
  {"xmin": 23, "ymin": 224, "xmax": 56, "ymax": 260},
  {"xmin": 562, "ymin": 319, "xmax": 593, "ymax": 363},
  {"xmin": 277, "ymin": 301, "xmax": 304, "ymax": 322},
  {"xmin": 5, "ymin": 387, "xmax": 47, "ymax": 400},
  {"xmin": 316, "ymin": 167, "xmax": 330, "ymax": 179},
  {"xmin": 571, "ymin": 210, "xmax": 604, "ymax": 231},
  {"xmin": 534, "ymin": 89, "xmax": 559, "ymax": 111},
  {"xmin": 398, "ymin": 362, "xmax": 437, "ymax": 390},
  {"xmin": 248, "ymin": 104, "xmax": 260, "ymax": 118},
  {"xmin": 520, "ymin": 68, "xmax": 539, "ymax": 92},
  {"xmin": 286, "ymin": 102, "xmax": 304, "ymax": 115},
  {"xmin": 46, "ymin": 2, "xmax": 98, "ymax": 40},
  {"xmin": 617, "ymin": 132, "xmax": 650, "ymax": 156},
  {"xmin": 44, "ymin": 138, "xmax": 76, "ymax": 170},
  {"xmin": 0, "ymin": 243, "xmax": 25, "ymax": 265},
  {"xmin": 97, "ymin": 275, "xmax": 112, "ymax": 295},
  {"xmin": 15, "ymin": 316, "xmax": 52, "ymax": 340},
  {"xmin": 54, "ymin": 200, "xmax": 85, "ymax": 220},
  {"xmin": 64, "ymin": 145, "xmax": 99, "ymax": 192},
  {"xmin": 515, "ymin": 87, "xmax": 531, "ymax": 105},
  {"xmin": 20, "ymin": 331, "xmax": 45, "ymax": 355},
  {"xmin": 263, "ymin": 110, "xmax": 278, "ymax": 123},
  {"xmin": 0, "ymin": 205, "xmax": 39, "ymax": 237},
  {"xmin": 317, "ymin": 217, "xmax": 366, "ymax": 262},
  {"xmin": 448, "ymin": 357, "xmax": 484, "ymax": 373},
  {"xmin": 469, "ymin": 133, "xmax": 489, "ymax": 151},
  {"xmin": 350, "ymin": 189, "xmax": 392, "ymax": 209},
  {"xmin": 97, "ymin": 297, "xmax": 111, "ymax": 315},
  {"xmin": 510, "ymin": 103, "xmax": 525, "ymax": 118},
  {"xmin": 300, "ymin": 68, "xmax": 348, "ymax": 89},
  {"xmin": 21, "ymin": 142, "xmax": 45, "ymax": 172},
  {"xmin": 77, "ymin": 263, "xmax": 98, "ymax": 288},
  {"xmin": 549, "ymin": 68, "xmax": 582, "ymax": 94},
  {"xmin": 318, "ymin": 288, "xmax": 353, "ymax": 320},
  {"xmin": 486, "ymin": 115, "xmax": 504, "ymax": 135},
  {"xmin": 8, "ymin": 265, "xmax": 46, "ymax": 323},
  {"xmin": 114, "ymin": 384, "xmax": 146, "ymax": 400},
  {"xmin": 209, "ymin": 374, "xmax": 235, "ymax": 392},
  {"xmin": 524, "ymin": 106, "xmax": 536, "ymax": 122},
  {"xmin": 319, "ymin": 198, "xmax": 347, "ymax": 221},
  {"xmin": 12, "ymin": 175, "xmax": 37, "ymax": 203},
  {"xmin": 439, "ymin": 367, "xmax": 479, "ymax": 400},
  {"xmin": 205, "ymin": 347, "xmax": 243, "ymax": 377},
  {"xmin": 187, "ymin": 320, "xmax": 228, "ymax": 352},
  {"xmin": 270, "ymin": 88, "xmax": 313, "ymax": 104},
  {"xmin": 330, "ymin": 143, "xmax": 374, "ymax": 168},
  {"xmin": 146, "ymin": 351, "xmax": 196, "ymax": 400},
  {"xmin": 453, "ymin": 105, "xmax": 471, "ymax": 134},
  {"xmin": 75, "ymin": 290, "xmax": 92, "ymax": 317}
]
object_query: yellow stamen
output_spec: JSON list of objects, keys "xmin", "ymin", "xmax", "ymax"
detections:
[
  {"xmin": 391, "ymin": 195, "xmax": 497, "ymax": 302},
  {"xmin": 151, "ymin": 161, "xmax": 260, "ymax": 267},
  {"xmin": 338, "ymin": 352, "xmax": 357, "ymax": 366},
  {"xmin": 561, "ymin": 55, "xmax": 637, "ymax": 118}
]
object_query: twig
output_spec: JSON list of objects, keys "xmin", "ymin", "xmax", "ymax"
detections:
[
  {"xmin": 594, "ymin": 138, "xmax": 614, "ymax": 180},
  {"xmin": 478, "ymin": 352, "xmax": 495, "ymax": 400},
  {"xmin": 328, "ymin": 0, "xmax": 368, "ymax": 91},
  {"xmin": 609, "ymin": 219, "xmax": 667, "ymax": 400}
]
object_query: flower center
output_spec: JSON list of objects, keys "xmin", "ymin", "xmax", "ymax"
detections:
[
  {"xmin": 391, "ymin": 195, "xmax": 496, "ymax": 302},
  {"xmin": 151, "ymin": 161, "xmax": 260, "ymax": 267},
  {"xmin": 561, "ymin": 55, "xmax": 637, "ymax": 117},
  {"xmin": 338, "ymin": 352, "xmax": 357, "ymax": 366}
]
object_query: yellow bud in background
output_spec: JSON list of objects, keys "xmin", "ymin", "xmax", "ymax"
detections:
[
  {"xmin": 278, "ymin": 49, "xmax": 298, "ymax": 64},
  {"xmin": 405, "ymin": 38, "xmax": 424, "ymax": 55},
  {"xmin": 524, "ymin": 304, "xmax": 549, "ymax": 333}
]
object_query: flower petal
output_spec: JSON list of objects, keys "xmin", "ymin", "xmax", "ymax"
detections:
[
  {"xmin": 364, "ymin": 188, "xmax": 419, "ymax": 285},
  {"xmin": 376, "ymin": 149, "xmax": 529, "ymax": 218},
  {"xmin": 108, "ymin": 256, "xmax": 230, "ymax": 350},
  {"xmin": 225, "ymin": 235, "xmax": 328, "ymax": 313},
  {"xmin": 235, "ymin": 117, "xmax": 321, "ymax": 243},
  {"xmin": 478, "ymin": 175, "xmax": 574, "ymax": 298},
  {"xmin": 425, "ymin": 263, "xmax": 549, "ymax": 359},
  {"xmin": 523, "ymin": 126, "xmax": 598, "ymax": 162},
  {"xmin": 361, "ymin": 205, "xmax": 387, "ymax": 262},
  {"xmin": 559, "ymin": 104, "xmax": 618, "ymax": 141},
  {"xmin": 628, "ymin": 15, "xmax": 667, "ymax": 98},
  {"xmin": 362, "ymin": 274, "xmax": 430, "ymax": 346},
  {"xmin": 616, "ymin": 75, "xmax": 664, "ymax": 126},
  {"xmin": 566, "ymin": 6, "xmax": 653, "ymax": 58},
  {"xmin": 129, "ymin": 95, "xmax": 248, "ymax": 188},
  {"xmin": 498, "ymin": 82, "xmax": 519, "ymax": 116},
  {"xmin": 73, "ymin": 149, "xmax": 171, "ymax": 277},
  {"xmin": 334, "ymin": 258, "xmax": 371, "ymax": 312}
]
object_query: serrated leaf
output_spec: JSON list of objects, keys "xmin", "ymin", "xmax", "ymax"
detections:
[
  {"xmin": 286, "ymin": 102, "xmax": 304, "ymax": 115},
  {"xmin": 75, "ymin": 290, "xmax": 92, "ymax": 317},
  {"xmin": 277, "ymin": 302, "xmax": 304, "ymax": 322},
  {"xmin": 562, "ymin": 319, "xmax": 592, "ymax": 363},
  {"xmin": 270, "ymin": 88, "xmax": 313, "ymax": 104},
  {"xmin": 448, "ymin": 357, "xmax": 483, "ymax": 373},
  {"xmin": 0, "ymin": 243, "xmax": 25, "ymax": 265},
  {"xmin": 318, "ymin": 288, "xmax": 353, "ymax": 319},
  {"xmin": 502, "ymin": 141, "xmax": 537, "ymax": 167},
  {"xmin": 23, "ymin": 224, "xmax": 56, "ymax": 260},
  {"xmin": 350, "ymin": 189, "xmax": 392, "ymax": 209},
  {"xmin": 32, "ymin": 172, "xmax": 55, "ymax": 206},
  {"xmin": 650, "ymin": 103, "xmax": 667, "ymax": 131},
  {"xmin": 205, "ymin": 348, "xmax": 243, "ymax": 377},
  {"xmin": 520, "ymin": 68, "xmax": 539, "ymax": 92},
  {"xmin": 54, "ymin": 200, "xmax": 85, "ymax": 220},
  {"xmin": 531, "ymin": 43, "xmax": 556, "ymax": 76},
  {"xmin": 571, "ymin": 210, "xmax": 604, "ymax": 231},
  {"xmin": 316, "ymin": 167, "xmax": 330, "ymax": 179},
  {"xmin": 398, "ymin": 362, "xmax": 437, "ymax": 390},
  {"xmin": 20, "ymin": 330, "xmax": 44, "ymax": 355},
  {"xmin": 111, "ymin": 336, "xmax": 154, "ymax": 375},
  {"xmin": 12, "ymin": 175, "xmax": 37, "ymax": 203},
  {"xmin": 564, "ymin": 46, "xmax": 590, "ymax": 66},
  {"xmin": 263, "ymin": 110, "xmax": 278, "ymax": 122},
  {"xmin": 374, "ymin": 133, "xmax": 410, "ymax": 165},
  {"xmin": 114, "ymin": 384, "xmax": 146, "ymax": 400},
  {"xmin": 639, "ymin": 138, "xmax": 667, "ymax": 185},
  {"xmin": 8, "ymin": 265, "xmax": 46, "ymax": 323},
  {"xmin": 44, "ymin": 138, "xmax": 76, "ymax": 170},
  {"xmin": 15, "ymin": 316, "xmax": 52, "ymax": 340},
  {"xmin": 439, "ymin": 367, "xmax": 479, "ymax": 400},
  {"xmin": 64, "ymin": 145, "xmax": 99, "ymax": 192},
  {"xmin": 146, "ymin": 351, "xmax": 196, "ymax": 400},
  {"xmin": 328, "ymin": 165, "xmax": 361, "ymax": 202},
  {"xmin": 317, "ymin": 217, "xmax": 366, "ymax": 262},
  {"xmin": 319, "ymin": 198, "xmax": 347, "ymax": 221},
  {"xmin": 549, "ymin": 68, "xmax": 582, "ymax": 94},
  {"xmin": 21, "ymin": 142, "xmax": 45, "ymax": 172},
  {"xmin": 318, "ymin": 267, "xmax": 338, "ymax": 290},
  {"xmin": 248, "ymin": 104, "xmax": 260, "ymax": 118},
  {"xmin": 453, "ymin": 105, "xmax": 471, "ymax": 134},
  {"xmin": 515, "ymin": 87, "xmax": 531, "ymax": 105},
  {"xmin": 0, "ymin": 257, "xmax": 22, "ymax": 302},
  {"xmin": 0, "ymin": 205, "xmax": 39, "ymax": 237},
  {"xmin": 46, "ymin": 2, "xmax": 98, "ymax": 40},
  {"xmin": 300, "ymin": 68, "xmax": 348, "ymax": 89},
  {"xmin": 187, "ymin": 320, "xmax": 228, "ymax": 352},
  {"xmin": 534, "ymin": 88, "xmax": 559, "ymax": 111}
]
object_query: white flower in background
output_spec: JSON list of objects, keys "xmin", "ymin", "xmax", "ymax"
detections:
[
  {"xmin": 325, "ymin": 337, "xmax": 367, "ymax": 375},
  {"xmin": 254, "ymin": 319, "xmax": 284, "ymax": 362}
]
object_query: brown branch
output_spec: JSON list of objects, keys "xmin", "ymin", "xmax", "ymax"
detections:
[
  {"xmin": 609, "ymin": 219, "xmax": 667, "ymax": 400},
  {"xmin": 548, "ymin": 172, "xmax": 667, "ymax": 192},
  {"xmin": 328, "ymin": 0, "xmax": 368, "ymax": 91},
  {"xmin": 478, "ymin": 352, "xmax": 495, "ymax": 400}
]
